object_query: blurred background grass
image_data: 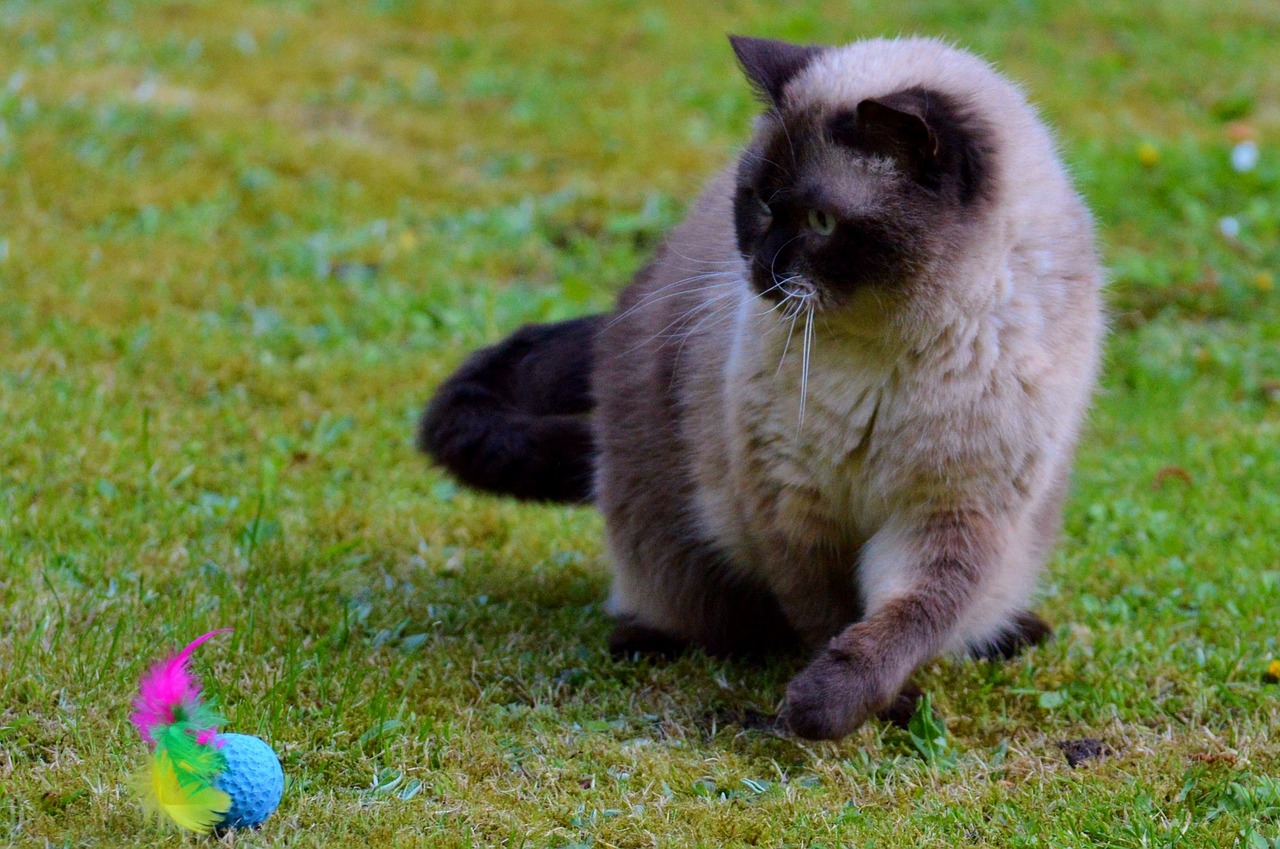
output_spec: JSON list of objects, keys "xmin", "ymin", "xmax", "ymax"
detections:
[{"xmin": 1, "ymin": 1, "xmax": 1278, "ymax": 846}]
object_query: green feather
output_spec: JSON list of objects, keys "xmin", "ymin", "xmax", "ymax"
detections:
[{"xmin": 154, "ymin": 725, "xmax": 226, "ymax": 787}]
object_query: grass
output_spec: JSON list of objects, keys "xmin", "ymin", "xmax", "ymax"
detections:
[{"xmin": 1, "ymin": 0, "xmax": 1278, "ymax": 845}]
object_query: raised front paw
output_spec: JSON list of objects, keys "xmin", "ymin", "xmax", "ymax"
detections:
[{"xmin": 782, "ymin": 645, "xmax": 891, "ymax": 740}]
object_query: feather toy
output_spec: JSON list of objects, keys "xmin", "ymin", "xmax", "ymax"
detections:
[
  {"xmin": 131, "ymin": 629, "xmax": 284, "ymax": 833},
  {"xmin": 131, "ymin": 628, "xmax": 230, "ymax": 746}
]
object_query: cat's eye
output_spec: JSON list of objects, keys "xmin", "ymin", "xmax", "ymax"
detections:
[
  {"xmin": 807, "ymin": 209, "xmax": 837, "ymax": 235},
  {"xmin": 755, "ymin": 192, "xmax": 772, "ymax": 217}
]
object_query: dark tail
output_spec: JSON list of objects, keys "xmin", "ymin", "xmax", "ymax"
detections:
[{"xmin": 417, "ymin": 315, "xmax": 602, "ymax": 503}]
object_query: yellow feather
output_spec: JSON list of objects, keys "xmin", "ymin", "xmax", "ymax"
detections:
[{"xmin": 137, "ymin": 750, "xmax": 231, "ymax": 833}]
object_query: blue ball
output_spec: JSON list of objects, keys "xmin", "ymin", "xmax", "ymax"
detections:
[{"xmin": 213, "ymin": 733, "xmax": 284, "ymax": 829}]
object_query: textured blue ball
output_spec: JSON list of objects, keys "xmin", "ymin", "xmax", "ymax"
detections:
[{"xmin": 213, "ymin": 733, "xmax": 284, "ymax": 829}]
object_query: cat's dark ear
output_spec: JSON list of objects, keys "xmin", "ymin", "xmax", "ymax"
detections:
[
  {"xmin": 830, "ymin": 87, "xmax": 991, "ymax": 201},
  {"xmin": 830, "ymin": 94, "xmax": 940, "ymax": 176},
  {"xmin": 729, "ymin": 35, "xmax": 823, "ymax": 105}
]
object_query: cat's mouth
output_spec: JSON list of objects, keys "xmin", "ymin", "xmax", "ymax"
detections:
[{"xmin": 759, "ymin": 273, "xmax": 820, "ymax": 316}]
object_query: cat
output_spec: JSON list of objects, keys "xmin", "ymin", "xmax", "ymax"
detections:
[{"xmin": 420, "ymin": 35, "xmax": 1104, "ymax": 740}]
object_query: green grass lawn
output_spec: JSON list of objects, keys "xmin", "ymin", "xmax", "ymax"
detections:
[{"xmin": 3, "ymin": 0, "xmax": 1279, "ymax": 846}]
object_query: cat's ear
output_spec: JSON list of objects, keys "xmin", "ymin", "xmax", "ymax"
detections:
[
  {"xmin": 830, "ymin": 94, "xmax": 940, "ymax": 172},
  {"xmin": 855, "ymin": 96, "xmax": 940, "ymax": 160},
  {"xmin": 729, "ymin": 35, "xmax": 823, "ymax": 105},
  {"xmin": 833, "ymin": 88, "xmax": 991, "ymax": 201}
]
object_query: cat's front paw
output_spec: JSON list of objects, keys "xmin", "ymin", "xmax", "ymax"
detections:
[{"xmin": 782, "ymin": 645, "xmax": 890, "ymax": 740}]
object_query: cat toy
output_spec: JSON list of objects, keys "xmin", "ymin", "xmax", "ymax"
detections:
[{"xmin": 131, "ymin": 628, "xmax": 284, "ymax": 832}]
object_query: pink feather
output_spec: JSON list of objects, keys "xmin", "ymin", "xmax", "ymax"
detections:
[{"xmin": 131, "ymin": 629, "xmax": 232, "ymax": 745}]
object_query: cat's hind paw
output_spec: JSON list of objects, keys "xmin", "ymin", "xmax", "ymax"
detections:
[{"xmin": 608, "ymin": 618, "xmax": 689, "ymax": 660}]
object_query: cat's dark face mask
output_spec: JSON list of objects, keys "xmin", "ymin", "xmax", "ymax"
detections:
[{"xmin": 728, "ymin": 36, "xmax": 994, "ymax": 309}]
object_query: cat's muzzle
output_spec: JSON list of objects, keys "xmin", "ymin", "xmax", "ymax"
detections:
[{"xmin": 754, "ymin": 270, "xmax": 819, "ymax": 312}]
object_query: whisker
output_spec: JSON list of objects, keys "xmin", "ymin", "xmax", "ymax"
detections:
[
  {"xmin": 773, "ymin": 303, "xmax": 801, "ymax": 382},
  {"xmin": 621, "ymin": 269, "xmax": 738, "ymax": 306},
  {"xmin": 757, "ymin": 283, "xmax": 806, "ymax": 319},
  {"xmin": 798, "ymin": 304, "xmax": 814, "ymax": 430},
  {"xmin": 738, "ymin": 278, "xmax": 792, "ymax": 314},
  {"xmin": 735, "ymin": 282, "xmax": 793, "ymax": 328},
  {"xmin": 660, "ymin": 289, "xmax": 743, "ymax": 337},
  {"xmin": 760, "ymin": 295, "xmax": 796, "ymax": 320},
  {"xmin": 649, "ymin": 277, "xmax": 794, "ymax": 350},
  {"xmin": 660, "ymin": 244, "xmax": 747, "ymax": 267},
  {"xmin": 666, "ymin": 277, "xmax": 797, "ymax": 370},
  {"xmin": 607, "ymin": 271, "xmax": 740, "ymax": 326},
  {"xmin": 766, "ymin": 234, "xmax": 804, "ymax": 288},
  {"xmin": 740, "ymin": 148, "xmax": 790, "ymax": 175},
  {"xmin": 670, "ymin": 297, "xmax": 746, "ymax": 367},
  {"xmin": 620, "ymin": 287, "xmax": 745, "ymax": 357}
]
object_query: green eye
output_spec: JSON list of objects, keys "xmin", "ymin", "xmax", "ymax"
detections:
[
  {"xmin": 807, "ymin": 208, "xmax": 836, "ymax": 235},
  {"xmin": 756, "ymin": 192, "xmax": 772, "ymax": 217}
]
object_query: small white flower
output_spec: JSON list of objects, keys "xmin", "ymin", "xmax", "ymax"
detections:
[
  {"xmin": 1218, "ymin": 216, "xmax": 1241, "ymax": 239},
  {"xmin": 1231, "ymin": 141, "xmax": 1259, "ymax": 172},
  {"xmin": 134, "ymin": 79, "xmax": 157, "ymax": 103}
]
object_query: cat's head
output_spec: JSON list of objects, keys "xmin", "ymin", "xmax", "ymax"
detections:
[{"xmin": 729, "ymin": 36, "xmax": 1000, "ymax": 321}]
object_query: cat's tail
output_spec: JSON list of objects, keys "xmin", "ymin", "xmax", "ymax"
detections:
[{"xmin": 417, "ymin": 315, "xmax": 601, "ymax": 504}]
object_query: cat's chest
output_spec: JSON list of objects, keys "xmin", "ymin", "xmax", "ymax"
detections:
[{"xmin": 729, "ymin": 340, "xmax": 899, "ymax": 543}]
